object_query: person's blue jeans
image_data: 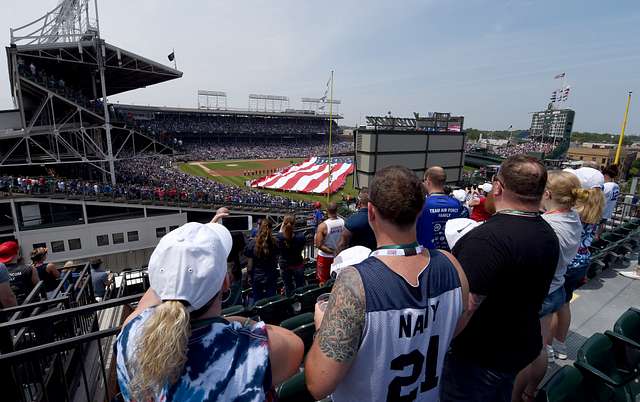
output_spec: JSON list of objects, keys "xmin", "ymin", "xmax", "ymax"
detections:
[
  {"xmin": 252, "ymin": 275, "xmax": 277, "ymax": 304},
  {"xmin": 539, "ymin": 286, "xmax": 566, "ymax": 318},
  {"xmin": 440, "ymin": 351, "xmax": 516, "ymax": 402},
  {"xmin": 223, "ymin": 280, "xmax": 243, "ymax": 308},
  {"xmin": 281, "ymin": 265, "xmax": 305, "ymax": 297},
  {"xmin": 563, "ymin": 265, "xmax": 588, "ymax": 303}
]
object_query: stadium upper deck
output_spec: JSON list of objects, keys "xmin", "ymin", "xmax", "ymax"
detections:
[
  {"xmin": 114, "ymin": 103, "xmax": 343, "ymax": 121},
  {"xmin": 7, "ymin": 41, "xmax": 182, "ymax": 103},
  {"xmin": 114, "ymin": 103, "xmax": 342, "ymax": 142}
]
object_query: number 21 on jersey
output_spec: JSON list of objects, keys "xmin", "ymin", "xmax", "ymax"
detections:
[{"xmin": 386, "ymin": 336, "xmax": 439, "ymax": 401}]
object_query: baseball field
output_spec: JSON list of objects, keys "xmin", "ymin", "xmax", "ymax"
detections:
[{"xmin": 178, "ymin": 158, "xmax": 357, "ymax": 204}]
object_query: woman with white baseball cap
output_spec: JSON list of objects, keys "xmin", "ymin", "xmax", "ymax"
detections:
[{"xmin": 116, "ymin": 210, "xmax": 303, "ymax": 402}]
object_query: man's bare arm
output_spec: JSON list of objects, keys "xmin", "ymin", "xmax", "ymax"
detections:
[
  {"xmin": 336, "ymin": 228, "xmax": 352, "ymax": 255},
  {"xmin": 438, "ymin": 250, "xmax": 472, "ymax": 336},
  {"xmin": 315, "ymin": 222, "xmax": 334, "ymax": 254},
  {"xmin": 305, "ymin": 266, "xmax": 365, "ymax": 398},
  {"xmin": 0, "ymin": 282, "xmax": 17, "ymax": 307}
]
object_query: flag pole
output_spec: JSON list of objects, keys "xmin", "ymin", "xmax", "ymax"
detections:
[
  {"xmin": 614, "ymin": 91, "xmax": 632, "ymax": 165},
  {"xmin": 173, "ymin": 48, "xmax": 177, "ymax": 70},
  {"xmin": 327, "ymin": 70, "xmax": 334, "ymax": 203}
]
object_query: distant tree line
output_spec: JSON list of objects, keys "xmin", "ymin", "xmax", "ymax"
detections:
[{"xmin": 466, "ymin": 128, "xmax": 640, "ymax": 146}]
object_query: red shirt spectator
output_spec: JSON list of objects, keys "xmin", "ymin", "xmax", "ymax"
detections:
[{"xmin": 470, "ymin": 196, "xmax": 492, "ymax": 222}]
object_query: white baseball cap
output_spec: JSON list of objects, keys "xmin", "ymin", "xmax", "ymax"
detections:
[
  {"xmin": 452, "ymin": 189, "xmax": 467, "ymax": 203},
  {"xmin": 331, "ymin": 246, "xmax": 371, "ymax": 279},
  {"xmin": 564, "ymin": 167, "xmax": 604, "ymax": 190},
  {"xmin": 445, "ymin": 218, "xmax": 482, "ymax": 249},
  {"xmin": 148, "ymin": 222, "xmax": 233, "ymax": 311},
  {"xmin": 480, "ymin": 183, "xmax": 493, "ymax": 193}
]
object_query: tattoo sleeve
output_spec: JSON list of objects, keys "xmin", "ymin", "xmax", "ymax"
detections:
[{"xmin": 316, "ymin": 266, "xmax": 366, "ymax": 363}]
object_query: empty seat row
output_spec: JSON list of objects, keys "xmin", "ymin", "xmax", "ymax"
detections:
[
  {"xmin": 222, "ymin": 282, "xmax": 333, "ymax": 325},
  {"xmin": 537, "ymin": 308, "xmax": 640, "ymax": 402}
]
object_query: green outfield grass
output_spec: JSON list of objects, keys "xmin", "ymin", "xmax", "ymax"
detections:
[
  {"xmin": 178, "ymin": 163, "xmax": 210, "ymax": 178},
  {"xmin": 204, "ymin": 161, "xmax": 269, "ymax": 171}
]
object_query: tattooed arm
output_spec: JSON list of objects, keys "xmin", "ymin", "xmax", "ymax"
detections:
[{"xmin": 304, "ymin": 266, "xmax": 365, "ymax": 399}]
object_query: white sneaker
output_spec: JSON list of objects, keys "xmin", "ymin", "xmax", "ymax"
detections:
[
  {"xmin": 555, "ymin": 342, "xmax": 568, "ymax": 360},
  {"xmin": 546, "ymin": 345, "xmax": 554, "ymax": 364}
]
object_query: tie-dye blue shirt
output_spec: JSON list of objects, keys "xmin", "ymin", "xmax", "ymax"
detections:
[{"xmin": 116, "ymin": 308, "xmax": 274, "ymax": 402}]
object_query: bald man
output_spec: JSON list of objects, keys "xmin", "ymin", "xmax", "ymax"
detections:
[{"xmin": 416, "ymin": 166, "xmax": 466, "ymax": 251}]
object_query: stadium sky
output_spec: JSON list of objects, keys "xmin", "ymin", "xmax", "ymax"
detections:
[{"xmin": 1, "ymin": 0, "xmax": 639, "ymax": 134}]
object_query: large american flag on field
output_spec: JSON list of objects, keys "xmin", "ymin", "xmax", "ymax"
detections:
[{"xmin": 251, "ymin": 157, "xmax": 354, "ymax": 194}]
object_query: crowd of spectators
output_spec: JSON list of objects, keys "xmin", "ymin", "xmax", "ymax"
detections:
[
  {"xmin": 116, "ymin": 156, "xmax": 312, "ymax": 208},
  {"xmin": 466, "ymin": 140, "xmax": 555, "ymax": 158},
  {"xmin": 117, "ymin": 111, "xmax": 340, "ymax": 138},
  {"xmin": 183, "ymin": 140, "xmax": 353, "ymax": 161},
  {"xmin": 495, "ymin": 140, "xmax": 555, "ymax": 158},
  {"xmin": 0, "ymin": 155, "xmax": 313, "ymax": 209},
  {"xmin": 16, "ymin": 58, "xmax": 105, "ymax": 115}
]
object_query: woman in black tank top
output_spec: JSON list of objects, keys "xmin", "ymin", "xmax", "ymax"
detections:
[{"xmin": 31, "ymin": 248, "xmax": 60, "ymax": 295}]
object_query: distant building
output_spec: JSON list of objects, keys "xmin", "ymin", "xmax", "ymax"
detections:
[
  {"xmin": 530, "ymin": 103, "xmax": 575, "ymax": 146},
  {"xmin": 567, "ymin": 147, "xmax": 612, "ymax": 169},
  {"xmin": 566, "ymin": 146, "xmax": 637, "ymax": 172},
  {"xmin": 581, "ymin": 142, "xmax": 616, "ymax": 149}
]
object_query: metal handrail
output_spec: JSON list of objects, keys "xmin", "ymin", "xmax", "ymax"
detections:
[
  {"xmin": 0, "ymin": 327, "xmax": 120, "ymax": 363},
  {"xmin": 0, "ymin": 293, "xmax": 142, "ymax": 332}
]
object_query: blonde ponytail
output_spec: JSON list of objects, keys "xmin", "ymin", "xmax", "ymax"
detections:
[
  {"xmin": 130, "ymin": 301, "xmax": 191, "ymax": 400},
  {"xmin": 574, "ymin": 187, "xmax": 605, "ymax": 224},
  {"xmin": 546, "ymin": 171, "xmax": 582, "ymax": 209}
]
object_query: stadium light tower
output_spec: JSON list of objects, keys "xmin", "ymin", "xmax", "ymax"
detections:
[
  {"xmin": 198, "ymin": 90, "xmax": 227, "ymax": 110},
  {"xmin": 11, "ymin": 0, "xmax": 100, "ymax": 45},
  {"xmin": 5, "ymin": 0, "xmax": 180, "ymax": 185}
]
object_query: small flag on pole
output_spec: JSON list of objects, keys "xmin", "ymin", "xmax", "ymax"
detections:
[
  {"xmin": 562, "ymin": 86, "xmax": 571, "ymax": 101},
  {"xmin": 550, "ymin": 91, "xmax": 557, "ymax": 102},
  {"xmin": 168, "ymin": 52, "xmax": 175, "ymax": 62},
  {"xmin": 554, "ymin": 72, "xmax": 565, "ymax": 79}
]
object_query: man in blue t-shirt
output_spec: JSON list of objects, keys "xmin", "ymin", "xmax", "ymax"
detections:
[
  {"xmin": 337, "ymin": 189, "xmax": 377, "ymax": 253},
  {"xmin": 416, "ymin": 166, "xmax": 466, "ymax": 251}
]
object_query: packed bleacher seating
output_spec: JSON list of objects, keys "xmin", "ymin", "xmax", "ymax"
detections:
[
  {"xmin": 117, "ymin": 110, "xmax": 340, "ymax": 138},
  {"xmin": 494, "ymin": 140, "xmax": 555, "ymax": 157},
  {"xmin": 0, "ymin": 137, "xmax": 354, "ymax": 209},
  {"xmin": 117, "ymin": 156, "xmax": 313, "ymax": 208},
  {"xmin": 16, "ymin": 58, "xmax": 105, "ymax": 115},
  {"xmin": 183, "ymin": 140, "xmax": 353, "ymax": 161},
  {"xmin": 1, "ymin": 159, "xmax": 313, "ymax": 209},
  {"xmin": 466, "ymin": 140, "xmax": 556, "ymax": 158}
]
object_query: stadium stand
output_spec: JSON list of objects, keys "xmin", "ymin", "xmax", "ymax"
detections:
[
  {"xmin": 116, "ymin": 108, "xmax": 340, "ymax": 139},
  {"xmin": 183, "ymin": 140, "xmax": 353, "ymax": 161},
  {"xmin": 0, "ymin": 189, "xmax": 639, "ymax": 401}
]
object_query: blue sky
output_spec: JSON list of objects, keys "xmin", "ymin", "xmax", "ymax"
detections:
[{"xmin": 1, "ymin": 0, "xmax": 638, "ymax": 133}]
